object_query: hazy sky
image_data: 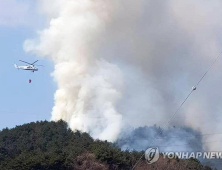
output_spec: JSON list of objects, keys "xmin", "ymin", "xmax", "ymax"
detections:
[{"xmin": 0, "ymin": 0, "xmax": 55, "ymax": 129}]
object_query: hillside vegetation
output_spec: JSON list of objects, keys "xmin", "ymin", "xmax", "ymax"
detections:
[{"xmin": 0, "ymin": 121, "xmax": 213, "ymax": 170}]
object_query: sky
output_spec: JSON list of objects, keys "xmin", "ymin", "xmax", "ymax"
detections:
[{"xmin": 0, "ymin": 0, "xmax": 55, "ymax": 129}]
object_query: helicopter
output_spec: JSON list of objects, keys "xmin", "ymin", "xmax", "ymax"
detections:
[
  {"xmin": 14, "ymin": 60, "xmax": 43, "ymax": 83},
  {"xmin": 14, "ymin": 60, "xmax": 43, "ymax": 72}
]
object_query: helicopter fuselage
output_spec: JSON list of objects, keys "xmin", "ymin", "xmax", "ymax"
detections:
[{"xmin": 14, "ymin": 64, "xmax": 38, "ymax": 72}]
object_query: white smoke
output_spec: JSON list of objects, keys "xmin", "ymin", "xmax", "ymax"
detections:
[
  {"xmin": 25, "ymin": 0, "xmax": 222, "ymax": 150},
  {"xmin": 25, "ymin": 0, "xmax": 124, "ymax": 142}
]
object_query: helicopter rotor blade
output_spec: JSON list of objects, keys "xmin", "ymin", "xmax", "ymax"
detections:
[
  {"xmin": 19, "ymin": 60, "xmax": 32, "ymax": 65},
  {"xmin": 31, "ymin": 60, "xmax": 39, "ymax": 65}
]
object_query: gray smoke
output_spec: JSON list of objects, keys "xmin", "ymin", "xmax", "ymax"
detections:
[
  {"xmin": 116, "ymin": 126, "xmax": 221, "ymax": 169},
  {"xmin": 24, "ymin": 0, "xmax": 222, "ymax": 152},
  {"xmin": 116, "ymin": 126, "xmax": 203, "ymax": 152}
]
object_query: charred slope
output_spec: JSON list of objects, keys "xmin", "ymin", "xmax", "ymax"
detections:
[{"xmin": 0, "ymin": 121, "xmax": 212, "ymax": 170}]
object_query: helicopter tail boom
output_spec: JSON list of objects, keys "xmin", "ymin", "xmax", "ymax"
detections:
[{"xmin": 14, "ymin": 64, "xmax": 19, "ymax": 69}]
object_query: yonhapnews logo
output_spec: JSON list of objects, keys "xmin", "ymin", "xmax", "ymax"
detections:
[
  {"xmin": 145, "ymin": 147, "xmax": 160, "ymax": 164},
  {"xmin": 145, "ymin": 147, "xmax": 222, "ymax": 164}
]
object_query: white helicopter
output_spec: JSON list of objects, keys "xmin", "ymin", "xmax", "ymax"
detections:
[{"xmin": 14, "ymin": 60, "xmax": 43, "ymax": 72}]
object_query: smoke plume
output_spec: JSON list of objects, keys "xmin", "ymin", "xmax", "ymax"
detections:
[
  {"xmin": 116, "ymin": 125, "xmax": 203, "ymax": 152},
  {"xmin": 25, "ymin": 0, "xmax": 222, "ymax": 151}
]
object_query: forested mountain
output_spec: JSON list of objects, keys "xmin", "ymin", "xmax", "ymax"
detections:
[{"xmin": 0, "ymin": 121, "xmax": 213, "ymax": 170}]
